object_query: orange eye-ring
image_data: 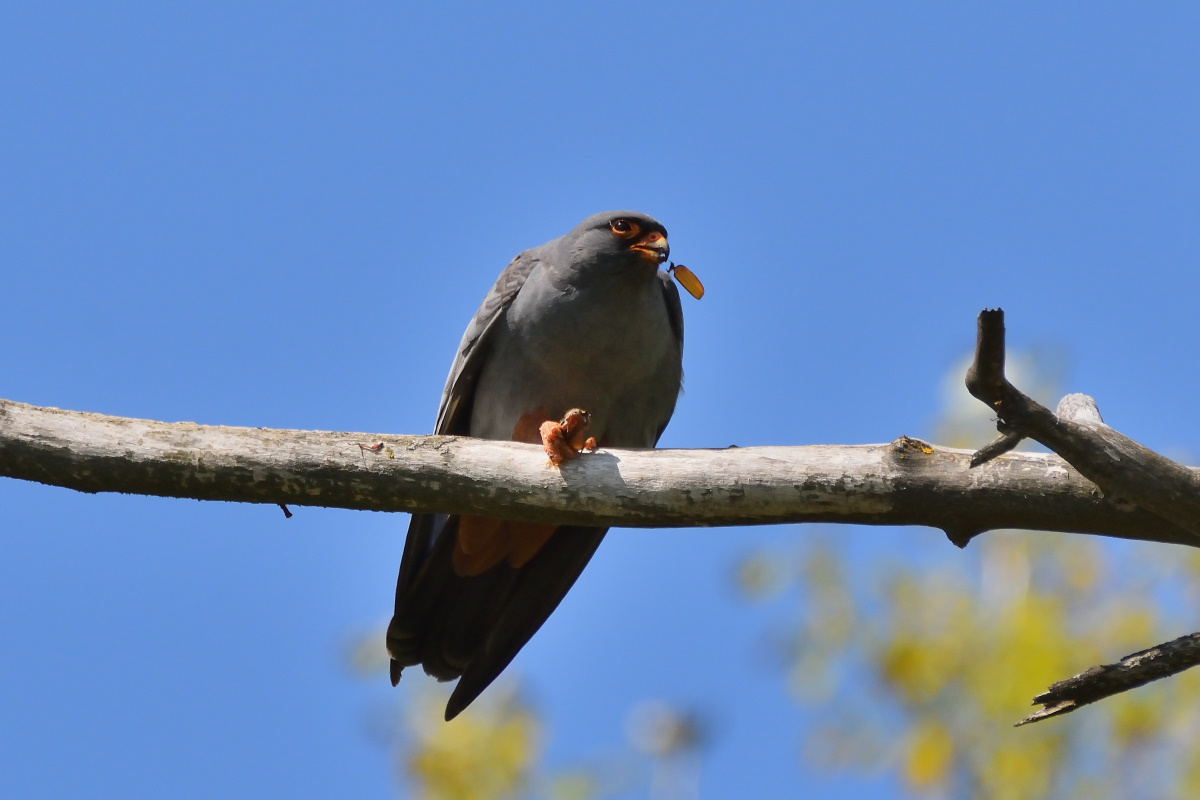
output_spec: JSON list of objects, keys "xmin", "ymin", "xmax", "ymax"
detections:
[{"xmin": 609, "ymin": 218, "xmax": 640, "ymax": 238}]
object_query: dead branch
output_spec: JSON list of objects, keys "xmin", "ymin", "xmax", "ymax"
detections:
[
  {"xmin": 963, "ymin": 308, "xmax": 1200, "ymax": 724},
  {"xmin": 1, "ymin": 397, "xmax": 1197, "ymax": 545},
  {"xmin": 1017, "ymin": 634, "xmax": 1200, "ymax": 726},
  {"xmin": 966, "ymin": 308, "xmax": 1200, "ymax": 542}
]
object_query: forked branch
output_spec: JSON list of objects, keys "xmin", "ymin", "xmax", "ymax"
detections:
[
  {"xmin": 967, "ymin": 308, "xmax": 1200, "ymax": 541},
  {"xmin": 963, "ymin": 308, "xmax": 1200, "ymax": 724}
]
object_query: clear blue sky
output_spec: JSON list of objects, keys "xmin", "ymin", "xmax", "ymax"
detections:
[{"xmin": 2, "ymin": 3, "xmax": 1199, "ymax": 797}]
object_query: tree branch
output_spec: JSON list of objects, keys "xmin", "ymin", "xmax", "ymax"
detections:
[
  {"xmin": 963, "ymin": 308, "xmax": 1200, "ymax": 724},
  {"xmin": 1017, "ymin": 634, "xmax": 1200, "ymax": 726},
  {"xmin": 966, "ymin": 308, "xmax": 1200, "ymax": 542},
  {"xmin": 2, "ymin": 397, "xmax": 1199, "ymax": 547}
]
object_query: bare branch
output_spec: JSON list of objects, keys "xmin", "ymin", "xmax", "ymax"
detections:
[
  {"xmin": 965, "ymin": 308, "xmax": 1200, "ymax": 722},
  {"xmin": 2, "ymin": 398, "xmax": 1198, "ymax": 547},
  {"xmin": 1017, "ymin": 633, "xmax": 1200, "ymax": 726},
  {"xmin": 966, "ymin": 308, "xmax": 1200, "ymax": 542}
]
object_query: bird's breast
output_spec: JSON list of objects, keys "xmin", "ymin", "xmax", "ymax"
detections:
[{"xmin": 469, "ymin": 273, "xmax": 680, "ymax": 446}]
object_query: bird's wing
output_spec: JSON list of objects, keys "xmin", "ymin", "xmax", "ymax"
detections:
[
  {"xmin": 654, "ymin": 270, "xmax": 685, "ymax": 445},
  {"xmin": 434, "ymin": 251, "xmax": 540, "ymax": 436},
  {"xmin": 658, "ymin": 269, "xmax": 685, "ymax": 353},
  {"xmin": 390, "ymin": 251, "xmax": 539, "ymax": 594}
]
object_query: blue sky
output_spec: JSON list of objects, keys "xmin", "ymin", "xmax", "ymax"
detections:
[{"xmin": 2, "ymin": 3, "xmax": 1199, "ymax": 797}]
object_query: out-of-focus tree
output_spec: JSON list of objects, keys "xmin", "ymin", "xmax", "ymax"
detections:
[
  {"xmin": 626, "ymin": 700, "xmax": 708, "ymax": 800},
  {"xmin": 348, "ymin": 639, "xmax": 563, "ymax": 800},
  {"xmin": 346, "ymin": 632, "xmax": 708, "ymax": 800},
  {"xmin": 736, "ymin": 351, "xmax": 1200, "ymax": 799},
  {"xmin": 401, "ymin": 684, "xmax": 541, "ymax": 800}
]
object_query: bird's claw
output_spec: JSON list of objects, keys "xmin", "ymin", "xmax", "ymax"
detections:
[{"xmin": 540, "ymin": 408, "xmax": 596, "ymax": 466}]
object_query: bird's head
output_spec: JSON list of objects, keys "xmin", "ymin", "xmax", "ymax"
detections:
[{"xmin": 562, "ymin": 210, "xmax": 670, "ymax": 273}]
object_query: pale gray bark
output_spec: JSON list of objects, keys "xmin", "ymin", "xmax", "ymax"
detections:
[{"xmin": 0, "ymin": 397, "xmax": 1197, "ymax": 547}]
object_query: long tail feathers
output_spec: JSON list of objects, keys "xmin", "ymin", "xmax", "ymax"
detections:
[
  {"xmin": 444, "ymin": 526, "xmax": 606, "ymax": 720},
  {"xmin": 386, "ymin": 513, "xmax": 607, "ymax": 721}
]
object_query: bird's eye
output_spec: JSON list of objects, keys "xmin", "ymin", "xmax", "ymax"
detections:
[{"xmin": 609, "ymin": 219, "xmax": 640, "ymax": 238}]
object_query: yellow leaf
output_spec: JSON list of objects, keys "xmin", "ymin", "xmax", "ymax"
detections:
[{"xmin": 903, "ymin": 721, "xmax": 954, "ymax": 789}]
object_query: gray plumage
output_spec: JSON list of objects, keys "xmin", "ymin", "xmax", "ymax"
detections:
[{"xmin": 386, "ymin": 211, "xmax": 685, "ymax": 720}]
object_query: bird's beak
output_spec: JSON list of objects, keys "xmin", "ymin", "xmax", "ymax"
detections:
[{"xmin": 630, "ymin": 231, "xmax": 670, "ymax": 263}]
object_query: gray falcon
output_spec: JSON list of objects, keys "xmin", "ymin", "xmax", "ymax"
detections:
[{"xmin": 386, "ymin": 211, "xmax": 689, "ymax": 720}]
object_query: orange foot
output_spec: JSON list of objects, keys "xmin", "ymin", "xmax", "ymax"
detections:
[{"xmin": 540, "ymin": 408, "xmax": 596, "ymax": 466}]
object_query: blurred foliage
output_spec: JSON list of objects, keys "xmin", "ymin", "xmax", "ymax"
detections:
[
  {"xmin": 735, "ymin": 348, "xmax": 1200, "ymax": 799},
  {"xmin": 740, "ymin": 533, "xmax": 1200, "ymax": 799},
  {"xmin": 403, "ymin": 685, "xmax": 540, "ymax": 800},
  {"xmin": 346, "ymin": 633, "xmax": 706, "ymax": 800}
]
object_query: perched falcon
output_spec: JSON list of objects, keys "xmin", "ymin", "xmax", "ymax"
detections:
[{"xmin": 386, "ymin": 211, "xmax": 686, "ymax": 720}]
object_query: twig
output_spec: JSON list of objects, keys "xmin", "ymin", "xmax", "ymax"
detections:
[
  {"xmin": 969, "ymin": 429, "xmax": 1023, "ymax": 468},
  {"xmin": 1017, "ymin": 633, "xmax": 1200, "ymax": 726}
]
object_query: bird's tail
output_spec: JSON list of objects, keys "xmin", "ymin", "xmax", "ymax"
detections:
[{"xmin": 386, "ymin": 513, "xmax": 606, "ymax": 720}]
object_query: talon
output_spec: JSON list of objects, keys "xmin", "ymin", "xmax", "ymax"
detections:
[
  {"xmin": 539, "ymin": 409, "xmax": 595, "ymax": 466},
  {"xmin": 539, "ymin": 420, "xmax": 575, "ymax": 466},
  {"xmin": 559, "ymin": 409, "xmax": 590, "ymax": 447}
]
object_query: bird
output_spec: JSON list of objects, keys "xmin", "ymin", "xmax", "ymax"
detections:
[{"xmin": 386, "ymin": 210, "xmax": 688, "ymax": 721}]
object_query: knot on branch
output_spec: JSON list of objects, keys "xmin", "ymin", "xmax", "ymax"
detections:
[{"xmin": 889, "ymin": 436, "xmax": 934, "ymax": 460}]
